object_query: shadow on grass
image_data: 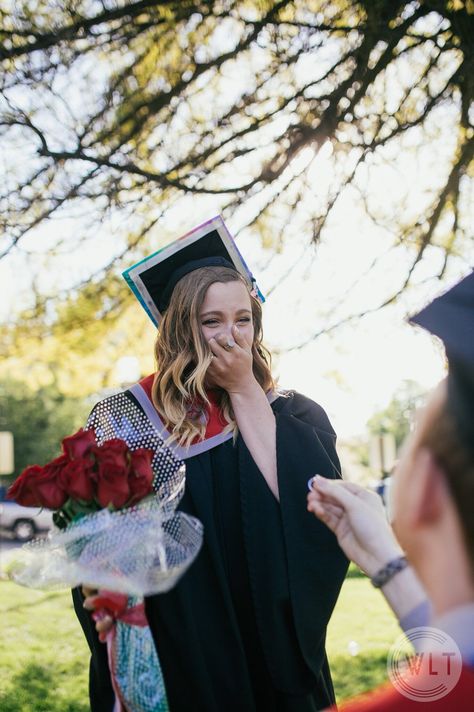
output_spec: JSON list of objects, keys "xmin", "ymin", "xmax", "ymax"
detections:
[
  {"xmin": 1, "ymin": 590, "xmax": 65, "ymax": 614},
  {"xmin": 331, "ymin": 650, "xmax": 390, "ymax": 703},
  {"xmin": 0, "ymin": 662, "xmax": 88, "ymax": 712}
]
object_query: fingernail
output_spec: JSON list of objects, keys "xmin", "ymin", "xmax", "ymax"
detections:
[{"xmin": 315, "ymin": 475, "xmax": 327, "ymax": 488}]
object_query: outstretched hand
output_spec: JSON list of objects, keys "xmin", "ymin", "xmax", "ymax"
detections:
[
  {"xmin": 307, "ymin": 477, "xmax": 403, "ymax": 577},
  {"xmin": 206, "ymin": 324, "xmax": 256, "ymax": 394}
]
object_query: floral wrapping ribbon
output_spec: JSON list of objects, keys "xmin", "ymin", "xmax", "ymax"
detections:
[{"xmin": 92, "ymin": 592, "xmax": 169, "ymax": 712}]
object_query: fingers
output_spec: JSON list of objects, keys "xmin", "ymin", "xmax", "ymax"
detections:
[
  {"xmin": 95, "ymin": 615, "xmax": 113, "ymax": 635},
  {"xmin": 343, "ymin": 481, "xmax": 380, "ymax": 505},
  {"xmin": 307, "ymin": 490, "xmax": 344, "ymax": 517},
  {"xmin": 81, "ymin": 586, "xmax": 117, "ymax": 642},
  {"xmin": 310, "ymin": 476, "xmax": 366, "ymax": 511},
  {"xmin": 83, "ymin": 595, "xmax": 99, "ymax": 611},
  {"xmin": 339, "ymin": 481, "xmax": 368, "ymax": 496},
  {"xmin": 209, "ymin": 331, "xmax": 244, "ymax": 358},
  {"xmin": 231, "ymin": 324, "xmax": 250, "ymax": 349},
  {"xmin": 209, "ymin": 333, "xmax": 235, "ymax": 356},
  {"xmin": 82, "ymin": 595, "xmax": 114, "ymax": 641},
  {"xmin": 322, "ymin": 479, "xmax": 385, "ymax": 514},
  {"xmin": 307, "ymin": 496, "xmax": 343, "ymax": 532},
  {"xmin": 208, "ymin": 337, "xmax": 227, "ymax": 358},
  {"xmin": 309, "ymin": 497, "xmax": 344, "ymax": 521},
  {"xmin": 92, "ymin": 612, "xmax": 114, "ymax": 642}
]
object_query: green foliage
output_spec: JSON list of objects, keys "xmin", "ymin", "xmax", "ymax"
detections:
[
  {"xmin": 0, "ymin": 379, "xmax": 91, "ymax": 481},
  {"xmin": 347, "ymin": 380, "xmax": 428, "ymax": 471},
  {"xmin": 0, "ymin": 583, "xmax": 89, "ymax": 712},
  {"xmin": 1, "ymin": 0, "xmax": 473, "ymax": 357},
  {"xmin": 367, "ymin": 380, "xmax": 426, "ymax": 449}
]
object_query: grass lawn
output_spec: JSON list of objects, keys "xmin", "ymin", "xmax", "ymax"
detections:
[
  {"xmin": 327, "ymin": 567, "xmax": 403, "ymax": 701},
  {"xmin": 0, "ymin": 566, "xmax": 402, "ymax": 710}
]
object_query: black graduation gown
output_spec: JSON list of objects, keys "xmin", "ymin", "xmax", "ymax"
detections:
[{"xmin": 73, "ymin": 389, "xmax": 348, "ymax": 712}]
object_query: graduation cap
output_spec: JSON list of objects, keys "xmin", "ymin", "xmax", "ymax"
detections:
[
  {"xmin": 410, "ymin": 271, "xmax": 474, "ymax": 455},
  {"xmin": 123, "ymin": 215, "xmax": 264, "ymax": 325}
]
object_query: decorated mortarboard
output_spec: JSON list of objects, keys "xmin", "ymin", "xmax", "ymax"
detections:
[
  {"xmin": 123, "ymin": 215, "xmax": 264, "ymax": 326},
  {"xmin": 409, "ymin": 271, "xmax": 474, "ymax": 455}
]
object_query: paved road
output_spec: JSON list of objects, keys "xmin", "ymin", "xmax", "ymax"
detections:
[{"xmin": 0, "ymin": 531, "xmax": 22, "ymax": 548}]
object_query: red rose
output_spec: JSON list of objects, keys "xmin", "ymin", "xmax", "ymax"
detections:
[
  {"xmin": 93, "ymin": 439, "xmax": 130, "ymax": 472},
  {"xmin": 128, "ymin": 449, "xmax": 154, "ymax": 505},
  {"xmin": 42, "ymin": 454, "xmax": 69, "ymax": 489},
  {"xmin": 62, "ymin": 428, "xmax": 96, "ymax": 460},
  {"xmin": 96, "ymin": 463, "xmax": 130, "ymax": 509},
  {"xmin": 32, "ymin": 456, "xmax": 69, "ymax": 509},
  {"xmin": 61, "ymin": 457, "xmax": 96, "ymax": 502},
  {"xmin": 7, "ymin": 465, "xmax": 43, "ymax": 507}
]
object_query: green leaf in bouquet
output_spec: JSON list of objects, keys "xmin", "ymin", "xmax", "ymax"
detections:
[{"xmin": 57, "ymin": 497, "xmax": 101, "ymax": 526}]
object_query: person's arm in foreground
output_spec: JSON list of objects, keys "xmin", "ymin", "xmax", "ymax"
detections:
[{"xmin": 307, "ymin": 477, "xmax": 428, "ymax": 624}]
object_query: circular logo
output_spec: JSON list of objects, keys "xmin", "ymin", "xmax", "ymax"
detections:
[{"xmin": 387, "ymin": 626, "xmax": 463, "ymax": 702}]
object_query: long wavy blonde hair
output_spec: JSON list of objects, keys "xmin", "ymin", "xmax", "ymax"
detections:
[{"xmin": 152, "ymin": 265, "xmax": 275, "ymax": 447}]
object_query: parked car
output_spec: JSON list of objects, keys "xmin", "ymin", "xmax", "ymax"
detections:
[{"xmin": 0, "ymin": 501, "xmax": 53, "ymax": 541}]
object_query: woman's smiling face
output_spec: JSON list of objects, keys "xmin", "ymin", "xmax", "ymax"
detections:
[{"xmin": 200, "ymin": 280, "xmax": 254, "ymax": 345}]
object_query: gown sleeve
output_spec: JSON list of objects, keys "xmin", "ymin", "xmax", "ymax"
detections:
[{"xmin": 399, "ymin": 599, "xmax": 432, "ymax": 633}]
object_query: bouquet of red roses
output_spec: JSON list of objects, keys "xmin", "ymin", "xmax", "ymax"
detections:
[
  {"xmin": 8, "ymin": 428, "xmax": 155, "ymax": 529},
  {"xmin": 6, "ymin": 413, "xmax": 202, "ymax": 712},
  {"xmin": 6, "ymin": 426, "xmax": 202, "ymax": 596}
]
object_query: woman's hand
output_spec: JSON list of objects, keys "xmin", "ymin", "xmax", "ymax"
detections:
[
  {"xmin": 307, "ymin": 477, "xmax": 403, "ymax": 577},
  {"xmin": 206, "ymin": 324, "xmax": 255, "ymax": 394},
  {"xmin": 82, "ymin": 585, "xmax": 113, "ymax": 642}
]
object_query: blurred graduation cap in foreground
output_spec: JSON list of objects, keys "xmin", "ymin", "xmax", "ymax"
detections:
[
  {"xmin": 410, "ymin": 270, "xmax": 474, "ymax": 455},
  {"xmin": 123, "ymin": 215, "xmax": 263, "ymax": 326}
]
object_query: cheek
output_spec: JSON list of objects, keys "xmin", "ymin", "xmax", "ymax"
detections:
[
  {"xmin": 200, "ymin": 325, "xmax": 213, "ymax": 343},
  {"xmin": 390, "ymin": 455, "xmax": 412, "ymax": 544},
  {"xmin": 241, "ymin": 322, "xmax": 254, "ymax": 340}
]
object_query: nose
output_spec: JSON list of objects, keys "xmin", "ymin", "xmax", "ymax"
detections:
[{"xmin": 217, "ymin": 321, "xmax": 233, "ymax": 337}]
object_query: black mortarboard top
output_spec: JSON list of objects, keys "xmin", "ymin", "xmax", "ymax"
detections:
[
  {"xmin": 123, "ymin": 215, "xmax": 264, "ymax": 326},
  {"xmin": 409, "ymin": 271, "xmax": 474, "ymax": 455}
]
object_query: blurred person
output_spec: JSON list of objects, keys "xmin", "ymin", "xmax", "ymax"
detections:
[{"xmin": 308, "ymin": 272, "xmax": 474, "ymax": 709}]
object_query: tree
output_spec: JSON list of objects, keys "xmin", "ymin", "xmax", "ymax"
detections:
[
  {"xmin": 0, "ymin": 0, "xmax": 473, "ymax": 350},
  {"xmin": 344, "ymin": 380, "xmax": 426, "ymax": 476},
  {"xmin": 0, "ymin": 378, "xmax": 92, "ymax": 481},
  {"xmin": 367, "ymin": 378, "xmax": 426, "ymax": 448}
]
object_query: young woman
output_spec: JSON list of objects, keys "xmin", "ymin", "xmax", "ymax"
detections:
[{"xmin": 74, "ymin": 261, "xmax": 348, "ymax": 712}]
